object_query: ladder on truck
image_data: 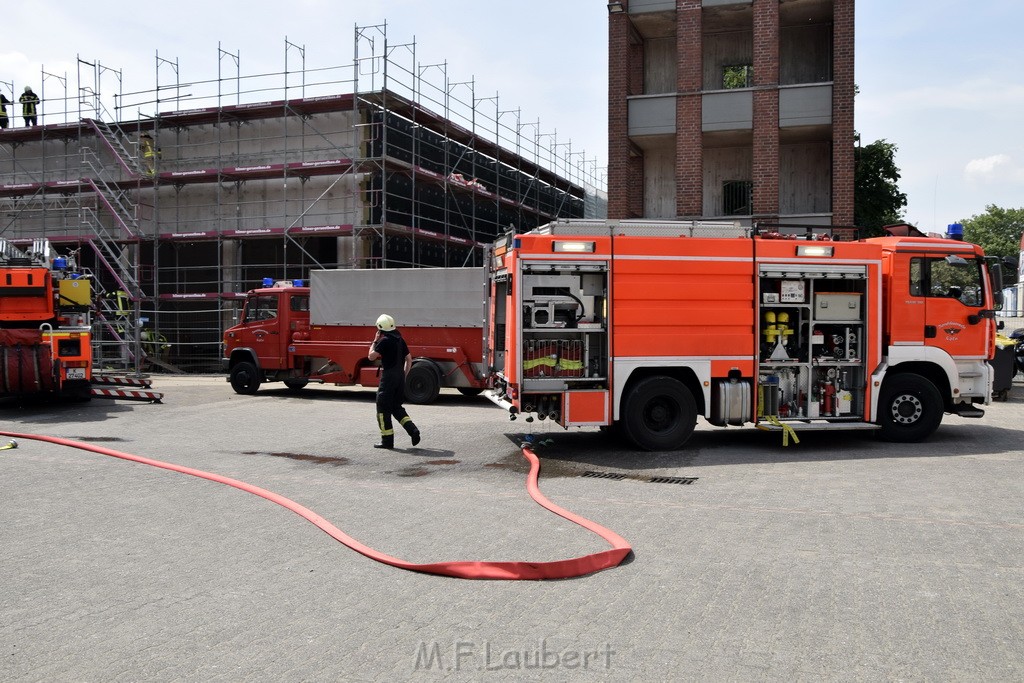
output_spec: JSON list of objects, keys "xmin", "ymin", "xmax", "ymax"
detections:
[{"xmin": 527, "ymin": 219, "xmax": 751, "ymax": 239}]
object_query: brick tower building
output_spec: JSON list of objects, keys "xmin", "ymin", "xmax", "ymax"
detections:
[{"xmin": 608, "ymin": 0, "xmax": 854, "ymax": 226}]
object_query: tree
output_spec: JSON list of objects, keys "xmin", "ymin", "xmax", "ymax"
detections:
[
  {"xmin": 960, "ymin": 205, "xmax": 1023, "ymax": 284},
  {"xmin": 854, "ymin": 139, "xmax": 907, "ymax": 237}
]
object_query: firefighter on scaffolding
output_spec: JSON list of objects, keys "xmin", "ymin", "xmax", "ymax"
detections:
[
  {"xmin": 367, "ymin": 313, "xmax": 421, "ymax": 449},
  {"xmin": 139, "ymin": 133, "xmax": 160, "ymax": 177}
]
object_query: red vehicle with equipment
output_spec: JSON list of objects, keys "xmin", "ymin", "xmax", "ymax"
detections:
[
  {"xmin": 223, "ymin": 267, "xmax": 489, "ymax": 403},
  {"xmin": 0, "ymin": 238, "xmax": 94, "ymax": 401},
  {"xmin": 484, "ymin": 220, "xmax": 1009, "ymax": 450}
]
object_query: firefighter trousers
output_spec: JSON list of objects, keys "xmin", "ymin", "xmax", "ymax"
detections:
[{"xmin": 375, "ymin": 373, "xmax": 419, "ymax": 448}]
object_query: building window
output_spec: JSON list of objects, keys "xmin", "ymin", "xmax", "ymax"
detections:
[
  {"xmin": 723, "ymin": 65, "xmax": 753, "ymax": 89},
  {"xmin": 723, "ymin": 180, "xmax": 752, "ymax": 215}
]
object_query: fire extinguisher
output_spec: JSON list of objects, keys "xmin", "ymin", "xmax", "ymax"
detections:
[{"xmin": 822, "ymin": 380, "xmax": 836, "ymax": 416}]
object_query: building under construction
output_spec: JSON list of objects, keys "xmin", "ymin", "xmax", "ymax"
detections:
[{"xmin": 0, "ymin": 24, "xmax": 606, "ymax": 373}]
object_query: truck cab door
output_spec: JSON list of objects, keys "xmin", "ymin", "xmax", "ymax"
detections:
[
  {"xmin": 890, "ymin": 254, "xmax": 926, "ymax": 345},
  {"xmin": 919, "ymin": 255, "xmax": 989, "ymax": 356},
  {"xmin": 236, "ymin": 293, "xmax": 286, "ymax": 368}
]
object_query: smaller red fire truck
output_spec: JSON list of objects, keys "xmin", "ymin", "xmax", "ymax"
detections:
[
  {"xmin": 223, "ymin": 267, "xmax": 489, "ymax": 403},
  {"xmin": 484, "ymin": 220, "xmax": 1009, "ymax": 450}
]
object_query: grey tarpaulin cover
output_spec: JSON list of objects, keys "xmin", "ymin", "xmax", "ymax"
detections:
[{"xmin": 309, "ymin": 267, "xmax": 486, "ymax": 328}]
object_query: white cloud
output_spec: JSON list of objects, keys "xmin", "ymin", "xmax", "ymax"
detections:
[
  {"xmin": 964, "ymin": 155, "xmax": 1024, "ymax": 188},
  {"xmin": 965, "ymin": 154, "xmax": 1011, "ymax": 177}
]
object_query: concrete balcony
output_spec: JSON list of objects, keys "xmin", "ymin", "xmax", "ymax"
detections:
[
  {"xmin": 628, "ymin": 94, "xmax": 677, "ymax": 137},
  {"xmin": 702, "ymin": 90, "xmax": 753, "ymax": 132},
  {"xmin": 628, "ymin": 0, "xmax": 752, "ymax": 11},
  {"xmin": 780, "ymin": 83, "xmax": 832, "ymax": 127},
  {"xmin": 626, "ymin": 0, "xmax": 676, "ymax": 13},
  {"xmin": 627, "ymin": 83, "xmax": 832, "ymax": 138}
]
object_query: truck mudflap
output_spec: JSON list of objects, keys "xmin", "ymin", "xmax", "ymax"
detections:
[{"xmin": 949, "ymin": 402, "xmax": 985, "ymax": 418}]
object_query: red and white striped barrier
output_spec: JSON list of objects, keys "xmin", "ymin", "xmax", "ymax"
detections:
[
  {"xmin": 91, "ymin": 374, "xmax": 153, "ymax": 388},
  {"xmin": 90, "ymin": 387, "xmax": 163, "ymax": 403}
]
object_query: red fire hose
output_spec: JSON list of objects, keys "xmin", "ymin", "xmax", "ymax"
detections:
[{"xmin": 0, "ymin": 431, "xmax": 631, "ymax": 580}]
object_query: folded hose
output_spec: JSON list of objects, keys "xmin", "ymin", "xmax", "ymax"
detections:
[{"xmin": 0, "ymin": 430, "xmax": 631, "ymax": 580}]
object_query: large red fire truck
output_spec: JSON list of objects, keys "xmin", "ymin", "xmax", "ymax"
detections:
[
  {"xmin": 484, "ymin": 220, "xmax": 1007, "ymax": 450},
  {"xmin": 223, "ymin": 267, "xmax": 489, "ymax": 403},
  {"xmin": 0, "ymin": 239, "xmax": 93, "ymax": 400}
]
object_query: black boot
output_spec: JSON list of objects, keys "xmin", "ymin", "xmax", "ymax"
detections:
[
  {"xmin": 374, "ymin": 435, "xmax": 394, "ymax": 449},
  {"xmin": 404, "ymin": 422, "xmax": 421, "ymax": 446}
]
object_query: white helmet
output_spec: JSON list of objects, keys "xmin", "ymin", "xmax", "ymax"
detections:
[{"xmin": 375, "ymin": 313, "xmax": 396, "ymax": 331}]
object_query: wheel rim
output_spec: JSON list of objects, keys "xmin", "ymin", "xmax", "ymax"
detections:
[
  {"xmin": 234, "ymin": 367, "xmax": 253, "ymax": 389},
  {"xmin": 889, "ymin": 392, "xmax": 923, "ymax": 424},
  {"xmin": 643, "ymin": 397, "xmax": 678, "ymax": 433}
]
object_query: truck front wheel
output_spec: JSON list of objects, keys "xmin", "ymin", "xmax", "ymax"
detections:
[
  {"xmin": 878, "ymin": 374, "xmax": 943, "ymax": 442},
  {"xmin": 230, "ymin": 361, "xmax": 262, "ymax": 395},
  {"xmin": 405, "ymin": 362, "xmax": 441, "ymax": 404},
  {"xmin": 621, "ymin": 376, "xmax": 697, "ymax": 451}
]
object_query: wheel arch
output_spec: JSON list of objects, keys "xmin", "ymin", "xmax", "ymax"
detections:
[
  {"xmin": 228, "ymin": 347, "xmax": 260, "ymax": 372},
  {"xmin": 614, "ymin": 363, "xmax": 707, "ymax": 421},
  {"xmin": 873, "ymin": 360, "xmax": 953, "ymax": 420}
]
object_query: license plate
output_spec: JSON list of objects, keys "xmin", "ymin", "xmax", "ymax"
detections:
[{"xmin": 66, "ymin": 368, "xmax": 85, "ymax": 380}]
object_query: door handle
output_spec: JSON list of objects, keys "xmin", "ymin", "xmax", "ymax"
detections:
[{"xmin": 924, "ymin": 325, "xmax": 937, "ymax": 338}]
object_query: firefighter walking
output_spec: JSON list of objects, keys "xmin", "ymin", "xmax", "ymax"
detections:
[{"xmin": 368, "ymin": 314, "xmax": 421, "ymax": 449}]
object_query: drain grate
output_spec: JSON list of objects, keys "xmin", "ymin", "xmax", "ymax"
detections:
[
  {"xmin": 581, "ymin": 470, "xmax": 628, "ymax": 480},
  {"xmin": 649, "ymin": 476, "xmax": 698, "ymax": 485},
  {"xmin": 580, "ymin": 471, "xmax": 699, "ymax": 485}
]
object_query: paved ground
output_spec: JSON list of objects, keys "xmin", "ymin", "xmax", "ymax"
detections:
[{"xmin": 1, "ymin": 375, "xmax": 1022, "ymax": 681}]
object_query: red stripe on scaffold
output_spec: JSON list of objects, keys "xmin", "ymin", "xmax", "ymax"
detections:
[{"xmin": 0, "ymin": 431, "xmax": 631, "ymax": 580}]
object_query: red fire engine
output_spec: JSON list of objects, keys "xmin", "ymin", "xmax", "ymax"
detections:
[
  {"xmin": 0, "ymin": 239, "xmax": 93, "ymax": 400},
  {"xmin": 485, "ymin": 220, "xmax": 1006, "ymax": 450},
  {"xmin": 223, "ymin": 267, "xmax": 489, "ymax": 402}
]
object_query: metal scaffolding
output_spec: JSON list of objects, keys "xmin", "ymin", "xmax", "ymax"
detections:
[{"xmin": 0, "ymin": 22, "xmax": 607, "ymax": 373}]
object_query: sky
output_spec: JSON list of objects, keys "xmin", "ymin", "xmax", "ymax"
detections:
[{"xmin": 4, "ymin": 0, "xmax": 1022, "ymax": 232}]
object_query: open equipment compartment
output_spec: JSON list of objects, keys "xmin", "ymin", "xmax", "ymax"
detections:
[{"xmin": 756, "ymin": 263, "xmax": 868, "ymax": 422}]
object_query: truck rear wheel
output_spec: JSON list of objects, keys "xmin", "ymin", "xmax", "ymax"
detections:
[
  {"xmin": 230, "ymin": 361, "xmax": 261, "ymax": 395},
  {"xmin": 621, "ymin": 376, "xmax": 697, "ymax": 451},
  {"xmin": 405, "ymin": 362, "xmax": 440, "ymax": 404},
  {"xmin": 878, "ymin": 374, "xmax": 943, "ymax": 442},
  {"xmin": 283, "ymin": 378, "xmax": 309, "ymax": 392}
]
